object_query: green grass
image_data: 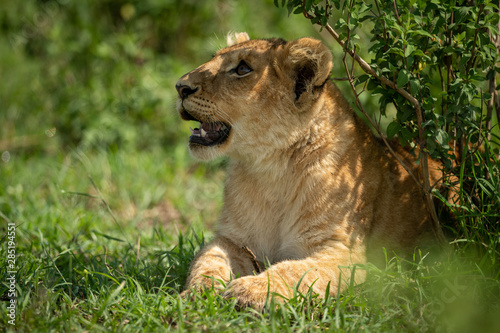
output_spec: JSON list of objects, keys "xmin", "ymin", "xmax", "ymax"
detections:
[{"xmin": 1, "ymin": 148, "xmax": 499, "ymax": 332}]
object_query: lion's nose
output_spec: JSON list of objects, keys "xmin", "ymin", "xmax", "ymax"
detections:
[{"xmin": 175, "ymin": 84, "xmax": 199, "ymax": 99}]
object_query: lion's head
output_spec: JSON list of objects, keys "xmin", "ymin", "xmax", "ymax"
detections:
[{"xmin": 176, "ymin": 32, "xmax": 333, "ymax": 161}]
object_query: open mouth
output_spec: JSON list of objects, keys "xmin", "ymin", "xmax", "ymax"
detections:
[{"xmin": 181, "ymin": 110, "xmax": 231, "ymax": 146}]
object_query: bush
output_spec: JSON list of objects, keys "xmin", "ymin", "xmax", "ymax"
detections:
[{"xmin": 278, "ymin": 0, "xmax": 500, "ymax": 262}]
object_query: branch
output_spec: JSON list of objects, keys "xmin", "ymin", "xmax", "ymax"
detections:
[
  {"xmin": 322, "ymin": 23, "xmax": 424, "ymax": 109},
  {"xmin": 242, "ymin": 246, "xmax": 261, "ymax": 274},
  {"xmin": 392, "ymin": 0, "xmax": 401, "ymax": 25}
]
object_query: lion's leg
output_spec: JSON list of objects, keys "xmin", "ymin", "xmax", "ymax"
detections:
[
  {"xmin": 223, "ymin": 243, "xmax": 366, "ymax": 310},
  {"xmin": 183, "ymin": 236, "xmax": 256, "ymax": 292}
]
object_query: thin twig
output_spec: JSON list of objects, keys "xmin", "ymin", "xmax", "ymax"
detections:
[
  {"xmin": 331, "ymin": 77, "xmax": 355, "ymax": 81},
  {"xmin": 242, "ymin": 246, "xmax": 261, "ymax": 274},
  {"xmin": 393, "ymin": 0, "xmax": 401, "ymax": 25}
]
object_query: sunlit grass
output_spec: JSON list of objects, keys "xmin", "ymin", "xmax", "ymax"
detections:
[{"xmin": 1, "ymin": 146, "xmax": 499, "ymax": 332}]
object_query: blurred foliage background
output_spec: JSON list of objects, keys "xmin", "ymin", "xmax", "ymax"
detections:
[{"xmin": 0, "ymin": 0, "xmax": 321, "ymax": 154}]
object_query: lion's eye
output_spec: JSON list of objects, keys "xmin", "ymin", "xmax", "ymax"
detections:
[{"xmin": 234, "ymin": 61, "xmax": 253, "ymax": 76}]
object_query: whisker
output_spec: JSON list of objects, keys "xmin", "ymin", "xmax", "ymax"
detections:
[
  {"xmin": 214, "ymin": 110, "xmax": 235, "ymax": 127},
  {"xmin": 212, "ymin": 106, "xmax": 235, "ymax": 125}
]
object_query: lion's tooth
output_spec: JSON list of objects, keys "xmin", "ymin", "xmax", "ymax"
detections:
[
  {"xmin": 201, "ymin": 128, "xmax": 207, "ymax": 137},
  {"xmin": 189, "ymin": 127, "xmax": 201, "ymax": 137}
]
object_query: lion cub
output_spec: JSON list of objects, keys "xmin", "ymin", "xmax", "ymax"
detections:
[{"xmin": 175, "ymin": 32, "xmax": 439, "ymax": 309}]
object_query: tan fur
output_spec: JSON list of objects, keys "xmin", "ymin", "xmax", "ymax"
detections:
[{"xmin": 175, "ymin": 33, "xmax": 441, "ymax": 310}]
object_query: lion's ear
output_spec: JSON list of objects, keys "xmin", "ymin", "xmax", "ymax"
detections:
[
  {"xmin": 227, "ymin": 32, "xmax": 250, "ymax": 47},
  {"xmin": 284, "ymin": 38, "xmax": 333, "ymax": 101}
]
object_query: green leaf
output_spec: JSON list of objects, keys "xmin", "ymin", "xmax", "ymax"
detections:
[
  {"xmin": 409, "ymin": 79, "xmax": 420, "ymax": 95},
  {"xmin": 486, "ymin": 23, "xmax": 500, "ymax": 35},
  {"xmin": 387, "ymin": 122, "xmax": 401, "ymax": 139},
  {"xmin": 274, "ymin": 0, "xmax": 287, "ymax": 8},
  {"xmin": 320, "ymin": 15, "xmax": 328, "ymax": 27},
  {"xmin": 435, "ymin": 129, "xmax": 449, "ymax": 146},
  {"xmin": 305, "ymin": 0, "xmax": 313, "ymax": 11},
  {"xmin": 426, "ymin": 137, "xmax": 437, "ymax": 154},
  {"xmin": 411, "ymin": 49, "xmax": 430, "ymax": 61},
  {"xmin": 409, "ymin": 29, "xmax": 434, "ymax": 39},
  {"xmin": 455, "ymin": 31, "xmax": 466, "ymax": 43},
  {"xmin": 454, "ymin": 6, "xmax": 471, "ymax": 25},
  {"xmin": 293, "ymin": 6, "xmax": 304, "ymax": 14},
  {"xmin": 396, "ymin": 69, "xmax": 411, "ymax": 88},
  {"xmin": 356, "ymin": 74, "xmax": 370, "ymax": 85},
  {"xmin": 405, "ymin": 44, "xmax": 415, "ymax": 58},
  {"xmin": 286, "ymin": 2, "xmax": 295, "ymax": 16},
  {"xmin": 422, "ymin": 119, "xmax": 434, "ymax": 128},
  {"xmin": 367, "ymin": 78, "xmax": 379, "ymax": 90},
  {"xmin": 387, "ymin": 47, "xmax": 405, "ymax": 58},
  {"xmin": 401, "ymin": 128, "xmax": 414, "ymax": 142}
]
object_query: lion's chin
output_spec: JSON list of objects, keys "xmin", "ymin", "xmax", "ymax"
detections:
[{"xmin": 188, "ymin": 141, "xmax": 229, "ymax": 161}]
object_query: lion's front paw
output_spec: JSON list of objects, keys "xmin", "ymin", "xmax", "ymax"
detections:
[{"xmin": 223, "ymin": 275, "xmax": 287, "ymax": 311}]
